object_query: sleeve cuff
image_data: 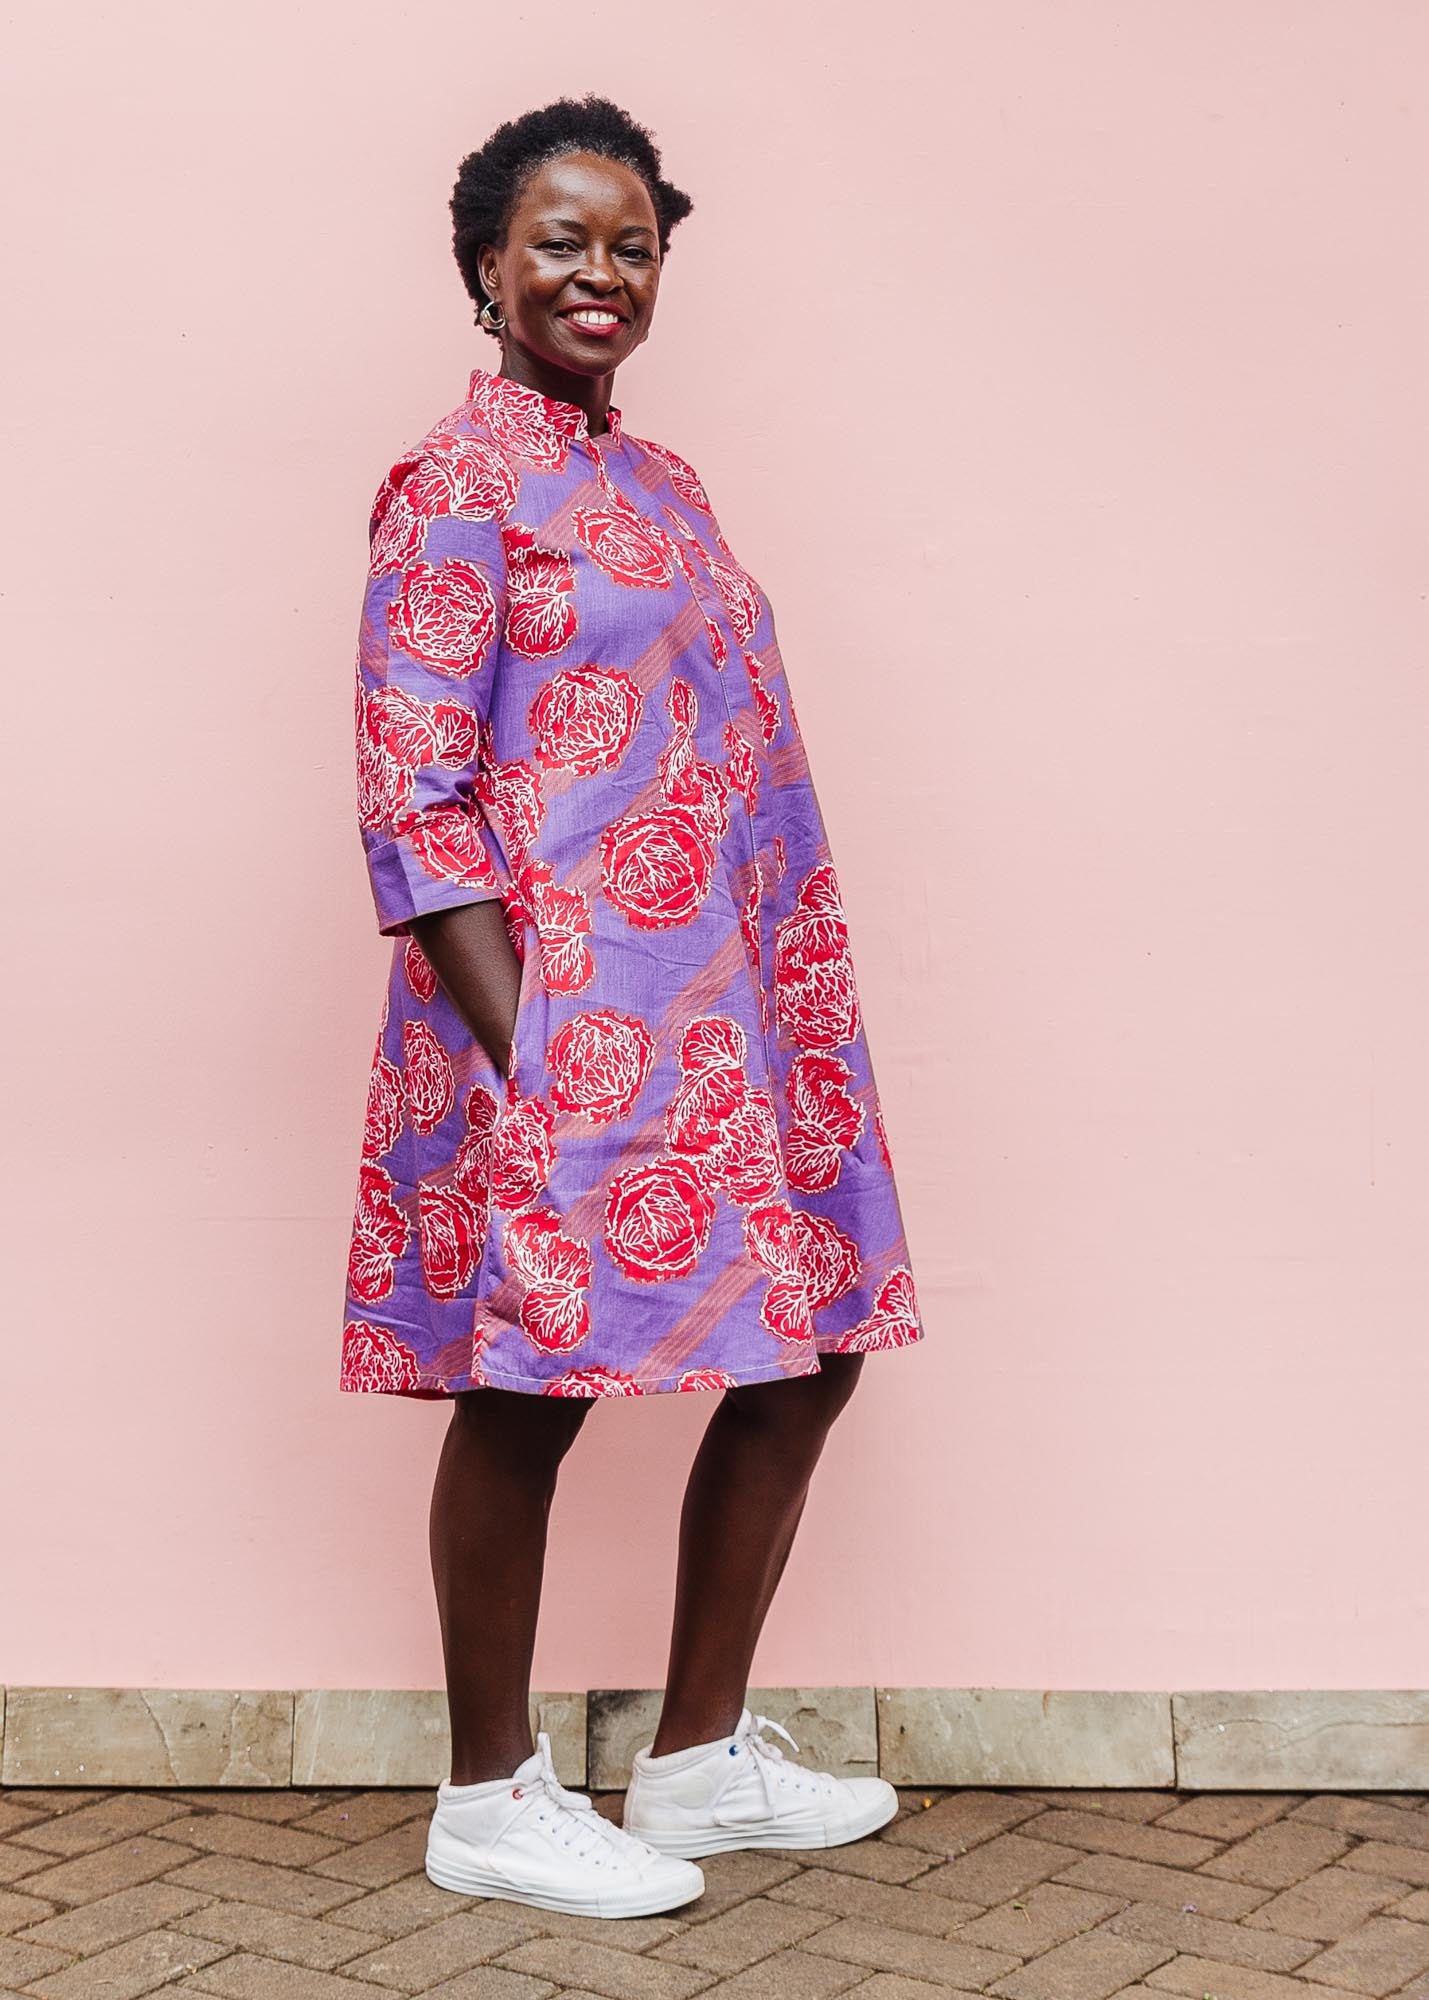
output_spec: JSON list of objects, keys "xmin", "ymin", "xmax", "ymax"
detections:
[{"xmin": 364, "ymin": 832, "xmax": 505, "ymax": 938}]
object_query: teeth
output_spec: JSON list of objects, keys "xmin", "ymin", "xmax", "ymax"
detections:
[{"xmin": 568, "ymin": 310, "xmax": 620, "ymax": 325}]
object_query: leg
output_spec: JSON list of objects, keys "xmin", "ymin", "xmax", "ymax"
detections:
[
  {"xmin": 650, "ymin": 1352, "xmax": 865, "ymax": 1756},
  {"xmin": 429, "ymin": 1386, "xmax": 593, "ymax": 1783}
]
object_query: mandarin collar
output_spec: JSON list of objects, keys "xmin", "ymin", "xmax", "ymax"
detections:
[{"xmin": 467, "ymin": 364, "xmax": 624, "ymax": 447}]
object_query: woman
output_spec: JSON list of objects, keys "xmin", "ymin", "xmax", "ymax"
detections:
[{"xmin": 342, "ymin": 93, "xmax": 925, "ymax": 1919}]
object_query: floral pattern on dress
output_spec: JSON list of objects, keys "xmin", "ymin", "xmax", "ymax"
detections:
[{"xmin": 341, "ymin": 365, "xmax": 923, "ymax": 1397}]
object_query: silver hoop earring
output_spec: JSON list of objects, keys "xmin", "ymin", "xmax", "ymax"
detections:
[{"xmin": 477, "ymin": 297, "xmax": 507, "ymax": 332}]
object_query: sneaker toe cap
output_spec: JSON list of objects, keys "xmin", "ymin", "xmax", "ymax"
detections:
[
  {"xmin": 650, "ymin": 1853, "xmax": 705, "ymax": 1899},
  {"xmin": 840, "ymin": 1775, "xmax": 899, "ymax": 1820}
]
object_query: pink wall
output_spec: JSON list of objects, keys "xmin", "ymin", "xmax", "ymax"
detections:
[{"xmin": 4, "ymin": 2, "xmax": 1427, "ymax": 1696}]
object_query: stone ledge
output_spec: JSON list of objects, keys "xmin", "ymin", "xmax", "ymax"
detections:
[
  {"xmin": 878, "ymin": 1687, "xmax": 1174, "ymax": 1786},
  {"xmin": 1174, "ymin": 1689, "xmax": 1429, "ymax": 1788},
  {"xmin": 2, "ymin": 1687, "xmax": 1426, "ymax": 1789}
]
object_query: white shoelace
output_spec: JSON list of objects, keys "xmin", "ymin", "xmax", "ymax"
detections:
[
  {"xmin": 514, "ymin": 1732, "xmax": 649, "ymax": 1867},
  {"xmin": 733, "ymin": 1711, "xmax": 839, "ymax": 1815}
]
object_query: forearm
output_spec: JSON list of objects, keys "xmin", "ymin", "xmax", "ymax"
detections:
[{"xmin": 409, "ymin": 900, "xmax": 523, "ymax": 1077}]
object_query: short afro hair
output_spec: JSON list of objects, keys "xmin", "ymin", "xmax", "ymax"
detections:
[{"xmin": 451, "ymin": 93, "xmax": 694, "ymax": 324}]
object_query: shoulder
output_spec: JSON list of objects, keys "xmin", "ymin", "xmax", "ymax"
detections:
[
  {"xmin": 366, "ymin": 402, "xmax": 518, "ymax": 573},
  {"xmin": 369, "ymin": 398, "xmax": 510, "ymax": 515},
  {"xmin": 622, "ymin": 430, "xmax": 718, "ymax": 519}
]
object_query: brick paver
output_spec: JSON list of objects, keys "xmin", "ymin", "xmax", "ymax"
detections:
[
  {"xmin": 1242, "ymin": 1862, "xmax": 1414, "ymax": 1939},
  {"xmin": 3, "ymin": 1780, "xmax": 1429, "ymax": 1998},
  {"xmin": 1297, "ymin": 1911, "xmax": 1429, "ymax": 1992}
]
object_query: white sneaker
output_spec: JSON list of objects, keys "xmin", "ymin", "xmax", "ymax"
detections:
[
  {"xmin": 623, "ymin": 1707, "xmax": 899, "ymax": 1857},
  {"xmin": 426, "ymin": 1731, "xmax": 705, "ymax": 1917}
]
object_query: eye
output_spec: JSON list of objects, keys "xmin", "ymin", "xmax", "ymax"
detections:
[
  {"xmin": 620, "ymin": 246, "xmax": 655, "ymax": 261},
  {"xmin": 539, "ymin": 239, "xmax": 578, "ymax": 254}
]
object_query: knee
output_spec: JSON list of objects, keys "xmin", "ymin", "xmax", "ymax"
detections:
[
  {"xmin": 723, "ymin": 1352, "xmax": 865, "ymax": 1441},
  {"xmin": 451, "ymin": 1385, "xmax": 592, "ymax": 1470}
]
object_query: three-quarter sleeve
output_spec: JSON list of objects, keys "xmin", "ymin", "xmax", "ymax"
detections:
[{"xmin": 354, "ymin": 447, "xmax": 508, "ymax": 938}]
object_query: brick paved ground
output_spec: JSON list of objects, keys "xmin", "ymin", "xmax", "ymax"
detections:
[{"xmin": 4, "ymin": 1781, "xmax": 1429, "ymax": 1998}]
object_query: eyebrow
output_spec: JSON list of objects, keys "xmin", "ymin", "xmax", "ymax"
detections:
[{"xmin": 534, "ymin": 217, "xmax": 657, "ymax": 239}]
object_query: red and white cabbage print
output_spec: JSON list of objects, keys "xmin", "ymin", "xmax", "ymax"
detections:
[
  {"xmin": 792, "ymin": 1212, "xmax": 860, "ymax": 1313},
  {"xmin": 388, "ymin": 560, "xmax": 499, "ymax": 679},
  {"xmin": 662, "ymin": 506, "xmax": 703, "ymax": 547},
  {"xmin": 786, "ymin": 1052, "xmax": 864, "ymax": 1193},
  {"xmin": 474, "ymin": 732, "xmax": 545, "ymax": 866},
  {"xmin": 657, "ymin": 679, "xmax": 730, "ymax": 841},
  {"xmin": 742, "ymin": 651, "xmax": 781, "ymax": 745},
  {"xmin": 542, "ymin": 1366, "xmax": 645, "ymax": 1397},
  {"xmin": 402, "ymin": 804, "xmax": 501, "ymax": 895},
  {"xmin": 742, "ymin": 1201, "xmax": 813, "ymax": 1342},
  {"xmin": 470, "ymin": 373, "xmax": 584, "ymax": 471},
  {"xmin": 363, "ymin": 1045, "xmax": 403, "ymax": 1161},
  {"xmin": 462, "ymin": 1080, "xmax": 502, "ymax": 1144},
  {"xmin": 600, "ymin": 807, "xmax": 715, "ymax": 931},
  {"xmin": 548, "ymin": 1009, "xmax": 654, "ymax": 1125},
  {"xmin": 506, "ymin": 1209, "xmax": 593, "ymax": 1352},
  {"xmin": 453, "ymin": 1083, "xmax": 501, "ymax": 1205},
  {"xmin": 341, "ymin": 1319, "xmax": 422, "ymax": 1391},
  {"xmin": 706, "ymin": 555, "xmax": 763, "ymax": 644},
  {"xmin": 406, "ymin": 436, "xmax": 519, "ymax": 525},
  {"xmin": 600, "ymin": 681, "xmax": 725, "ymax": 931},
  {"xmin": 418, "ymin": 1180, "xmax": 486, "ymax": 1301},
  {"xmin": 356, "ymin": 707, "xmax": 415, "ymax": 831},
  {"xmin": 664, "ymin": 535, "xmax": 702, "ymax": 600},
  {"xmin": 348, "ymin": 1163, "xmax": 409, "ymax": 1306},
  {"xmin": 529, "ymin": 665, "xmax": 643, "ymax": 775},
  {"xmin": 827, "ymin": 1267, "xmax": 921, "ymax": 1352},
  {"xmin": 497, "ymin": 885, "xmax": 528, "ymax": 960},
  {"xmin": 635, "ymin": 438, "xmax": 713, "ymax": 512},
  {"xmin": 740, "ymin": 867, "xmax": 765, "ymax": 1035},
  {"xmin": 574, "ymin": 496, "xmax": 675, "ymax": 589},
  {"xmin": 365, "ymin": 683, "xmax": 478, "ymax": 774},
  {"xmin": 402, "ymin": 1019, "xmax": 455, "ymax": 1135},
  {"xmin": 874, "ymin": 1100, "xmax": 893, "ymax": 1170},
  {"xmin": 773, "ymin": 865, "xmax": 861, "ymax": 1051},
  {"xmin": 356, "ymin": 668, "xmax": 500, "ymax": 894},
  {"xmin": 489, "ymin": 1087, "xmax": 557, "ymax": 1212},
  {"xmin": 403, "ymin": 936, "xmax": 438, "ymax": 1004},
  {"xmin": 665, "ymin": 1016, "xmax": 747, "ymax": 1154},
  {"xmin": 665, "ymin": 1016, "xmax": 780, "ymax": 1207},
  {"xmin": 709, "ymin": 1089, "xmax": 781, "ymax": 1204},
  {"xmin": 346, "ymin": 364, "xmax": 923, "ymax": 1396},
  {"xmin": 370, "ymin": 439, "xmax": 519, "ymax": 574},
  {"xmin": 724, "ymin": 722, "xmax": 759, "ymax": 813},
  {"xmin": 503, "ymin": 525, "xmax": 578, "ymax": 659},
  {"xmin": 519, "ymin": 859, "xmax": 595, "ymax": 993},
  {"xmin": 367, "ymin": 459, "xmax": 425, "ymax": 575},
  {"xmin": 604, "ymin": 1154, "xmax": 716, "ymax": 1283}
]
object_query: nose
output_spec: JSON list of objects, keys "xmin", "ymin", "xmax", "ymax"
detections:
[{"xmin": 573, "ymin": 246, "xmax": 622, "ymax": 291}]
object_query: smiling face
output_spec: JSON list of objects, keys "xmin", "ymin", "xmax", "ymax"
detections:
[{"xmin": 478, "ymin": 150, "xmax": 661, "ymax": 396}]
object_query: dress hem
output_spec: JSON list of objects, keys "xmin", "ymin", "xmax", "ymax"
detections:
[{"xmin": 339, "ymin": 1329, "xmax": 924, "ymax": 1401}]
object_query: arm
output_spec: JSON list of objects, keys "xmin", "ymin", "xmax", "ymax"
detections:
[
  {"xmin": 409, "ymin": 900, "xmax": 522, "ymax": 1078},
  {"xmin": 355, "ymin": 442, "xmax": 521, "ymax": 1071}
]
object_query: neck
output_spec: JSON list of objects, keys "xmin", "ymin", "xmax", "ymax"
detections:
[{"xmin": 496, "ymin": 347, "xmax": 614, "ymax": 436}]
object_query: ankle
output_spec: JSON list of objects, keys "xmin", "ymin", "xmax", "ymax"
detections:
[
  {"xmin": 649, "ymin": 1705, "xmax": 743, "ymax": 1759},
  {"xmin": 448, "ymin": 1739, "xmax": 534, "ymax": 1785}
]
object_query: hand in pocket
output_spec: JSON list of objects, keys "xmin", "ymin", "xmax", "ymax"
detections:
[{"xmin": 408, "ymin": 901, "xmax": 524, "ymax": 1078}]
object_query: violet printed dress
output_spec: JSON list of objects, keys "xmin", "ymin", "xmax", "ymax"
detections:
[{"xmin": 341, "ymin": 364, "xmax": 924, "ymax": 1398}]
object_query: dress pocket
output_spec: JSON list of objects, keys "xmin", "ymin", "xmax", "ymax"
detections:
[{"xmin": 501, "ymin": 915, "xmax": 550, "ymax": 1113}]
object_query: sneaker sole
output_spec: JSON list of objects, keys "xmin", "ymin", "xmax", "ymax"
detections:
[
  {"xmin": 625, "ymin": 1785, "xmax": 900, "ymax": 1857},
  {"xmin": 425, "ymin": 1845, "xmax": 704, "ymax": 1918}
]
